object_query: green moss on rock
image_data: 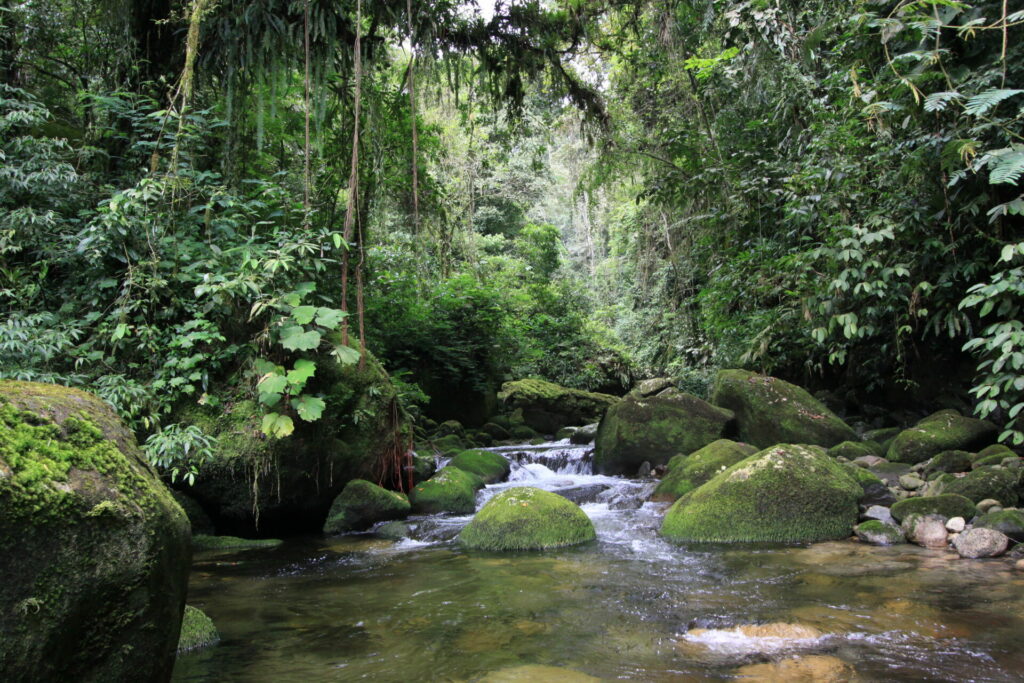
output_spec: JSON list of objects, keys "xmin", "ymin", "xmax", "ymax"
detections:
[
  {"xmin": 709, "ymin": 370, "xmax": 856, "ymax": 449},
  {"xmin": 922, "ymin": 450, "xmax": 973, "ymax": 477},
  {"xmin": 509, "ymin": 425, "xmax": 538, "ymax": 441},
  {"xmin": 595, "ymin": 390, "xmax": 736, "ymax": 475},
  {"xmin": 886, "ymin": 413, "xmax": 998, "ymax": 465},
  {"xmin": 499, "ymin": 379, "xmax": 618, "ymax": 434},
  {"xmin": 459, "ymin": 487, "xmax": 596, "ymax": 551},
  {"xmin": 322, "ymin": 479, "xmax": 410, "ymax": 534},
  {"xmin": 863, "ymin": 427, "xmax": 901, "ymax": 450},
  {"xmin": 827, "ymin": 440, "xmax": 883, "ymax": 461},
  {"xmin": 0, "ymin": 381, "xmax": 190, "ymax": 682},
  {"xmin": 972, "ymin": 453, "xmax": 1019, "ymax": 469},
  {"xmin": 941, "ymin": 466, "xmax": 1019, "ymax": 506},
  {"xmin": 193, "ymin": 535, "xmax": 283, "ymax": 551},
  {"xmin": 409, "ymin": 467, "xmax": 483, "ymax": 514},
  {"xmin": 974, "ymin": 444, "xmax": 1016, "ymax": 461},
  {"xmin": 854, "ymin": 520, "xmax": 905, "ymax": 545},
  {"xmin": 660, "ymin": 444, "xmax": 862, "ymax": 543},
  {"xmin": 975, "ymin": 509, "xmax": 1024, "ymax": 542},
  {"xmin": 447, "ymin": 449, "xmax": 511, "ymax": 484},
  {"xmin": 651, "ymin": 440, "xmax": 758, "ymax": 502},
  {"xmin": 177, "ymin": 605, "xmax": 220, "ymax": 654},
  {"xmin": 889, "ymin": 494, "xmax": 977, "ymax": 522}
]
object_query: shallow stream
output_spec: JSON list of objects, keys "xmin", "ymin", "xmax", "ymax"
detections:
[{"xmin": 173, "ymin": 442, "xmax": 1024, "ymax": 681}]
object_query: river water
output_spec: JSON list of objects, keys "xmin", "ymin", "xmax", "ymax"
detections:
[{"xmin": 173, "ymin": 441, "xmax": 1024, "ymax": 681}]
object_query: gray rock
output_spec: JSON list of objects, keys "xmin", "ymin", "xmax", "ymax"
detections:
[
  {"xmin": 862, "ymin": 505, "xmax": 894, "ymax": 525},
  {"xmin": 899, "ymin": 474, "xmax": 925, "ymax": 490},
  {"xmin": 637, "ymin": 461, "xmax": 652, "ymax": 478},
  {"xmin": 977, "ymin": 498, "xmax": 1003, "ymax": 514},
  {"xmin": 945, "ymin": 517, "xmax": 966, "ymax": 532},
  {"xmin": 952, "ymin": 528, "xmax": 1009, "ymax": 558},
  {"xmin": 551, "ymin": 483, "xmax": 610, "ymax": 505},
  {"xmin": 569, "ymin": 423, "xmax": 599, "ymax": 445},
  {"xmin": 632, "ymin": 377, "xmax": 675, "ymax": 397},
  {"xmin": 853, "ymin": 455, "xmax": 886, "ymax": 468}
]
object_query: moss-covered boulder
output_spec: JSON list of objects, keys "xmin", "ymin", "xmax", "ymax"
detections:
[
  {"xmin": 322, "ymin": 479, "xmax": 410, "ymax": 534},
  {"xmin": 660, "ymin": 444, "xmax": 862, "ymax": 543},
  {"xmin": 889, "ymin": 494, "xmax": 977, "ymax": 523},
  {"xmin": 458, "ymin": 487, "xmax": 596, "ymax": 551},
  {"xmin": 844, "ymin": 464, "xmax": 894, "ymax": 506},
  {"xmin": 181, "ymin": 353, "xmax": 410, "ymax": 536},
  {"xmin": 498, "ymin": 379, "xmax": 618, "ymax": 434},
  {"xmin": 972, "ymin": 452, "xmax": 1020, "ymax": 469},
  {"xmin": 941, "ymin": 466, "xmax": 1019, "ymax": 505},
  {"xmin": 854, "ymin": 520, "xmax": 905, "ymax": 545},
  {"xmin": 974, "ymin": 444, "xmax": 1016, "ymax": 461},
  {"xmin": 177, "ymin": 605, "xmax": 220, "ymax": 654},
  {"xmin": 409, "ymin": 467, "xmax": 484, "ymax": 514},
  {"xmin": 651, "ymin": 440, "xmax": 758, "ymax": 502},
  {"xmin": 0, "ymin": 381, "xmax": 191, "ymax": 682},
  {"xmin": 447, "ymin": 449, "xmax": 511, "ymax": 484},
  {"xmin": 922, "ymin": 450, "xmax": 973, "ymax": 477},
  {"xmin": 863, "ymin": 427, "xmax": 901, "ymax": 450},
  {"xmin": 594, "ymin": 390, "xmax": 736, "ymax": 475},
  {"xmin": 975, "ymin": 509, "xmax": 1024, "ymax": 542},
  {"xmin": 192, "ymin": 535, "xmax": 283, "ymax": 552},
  {"xmin": 827, "ymin": 440, "xmax": 883, "ymax": 461},
  {"xmin": 886, "ymin": 413, "xmax": 998, "ymax": 465},
  {"xmin": 709, "ymin": 370, "xmax": 856, "ymax": 449}
]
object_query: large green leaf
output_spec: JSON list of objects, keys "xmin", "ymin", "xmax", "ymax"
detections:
[
  {"xmin": 331, "ymin": 343, "xmax": 361, "ymax": 365},
  {"xmin": 261, "ymin": 412, "xmax": 294, "ymax": 438},
  {"xmin": 291, "ymin": 305, "xmax": 317, "ymax": 324},
  {"xmin": 292, "ymin": 394, "xmax": 326, "ymax": 422},
  {"xmin": 287, "ymin": 358, "xmax": 317, "ymax": 387},
  {"xmin": 315, "ymin": 307, "xmax": 346, "ymax": 330},
  {"xmin": 280, "ymin": 326, "xmax": 321, "ymax": 351}
]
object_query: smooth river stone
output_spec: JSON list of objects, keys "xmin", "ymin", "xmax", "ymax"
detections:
[
  {"xmin": 479, "ymin": 665, "xmax": 600, "ymax": 682},
  {"xmin": 952, "ymin": 528, "xmax": 1009, "ymax": 559},
  {"xmin": 734, "ymin": 654, "xmax": 855, "ymax": 682}
]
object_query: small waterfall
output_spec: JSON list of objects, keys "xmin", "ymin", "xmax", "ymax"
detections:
[{"xmin": 488, "ymin": 441, "xmax": 594, "ymax": 475}]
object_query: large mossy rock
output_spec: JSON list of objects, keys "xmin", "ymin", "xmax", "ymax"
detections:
[
  {"xmin": 660, "ymin": 444, "xmax": 861, "ymax": 543},
  {"xmin": 182, "ymin": 353, "xmax": 410, "ymax": 536},
  {"xmin": 0, "ymin": 381, "xmax": 190, "ymax": 683},
  {"xmin": 940, "ymin": 466, "xmax": 1019, "ymax": 505},
  {"xmin": 889, "ymin": 494, "xmax": 977, "ymax": 523},
  {"xmin": 594, "ymin": 390, "xmax": 736, "ymax": 475},
  {"xmin": 886, "ymin": 412, "xmax": 998, "ymax": 465},
  {"xmin": 322, "ymin": 479, "xmax": 411, "ymax": 534},
  {"xmin": 498, "ymin": 379, "xmax": 618, "ymax": 434},
  {"xmin": 447, "ymin": 449, "xmax": 511, "ymax": 484},
  {"xmin": 177, "ymin": 605, "xmax": 220, "ymax": 654},
  {"xmin": 651, "ymin": 439, "xmax": 758, "ymax": 502},
  {"xmin": 409, "ymin": 467, "xmax": 484, "ymax": 514},
  {"xmin": 459, "ymin": 487, "xmax": 596, "ymax": 551},
  {"xmin": 709, "ymin": 370, "xmax": 856, "ymax": 449}
]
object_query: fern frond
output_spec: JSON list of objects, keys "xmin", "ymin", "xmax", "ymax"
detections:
[
  {"xmin": 964, "ymin": 89, "xmax": 1024, "ymax": 116},
  {"xmin": 924, "ymin": 91, "xmax": 962, "ymax": 112},
  {"xmin": 989, "ymin": 150, "xmax": 1024, "ymax": 186}
]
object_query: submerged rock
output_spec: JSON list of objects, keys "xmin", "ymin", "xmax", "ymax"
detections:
[
  {"xmin": 177, "ymin": 605, "xmax": 220, "ymax": 654},
  {"xmin": 447, "ymin": 449, "xmax": 511, "ymax": 484},
  {"xmin": 709, "ymin": 370, "xmax": 856, "ymax": 449},
  {"xmin": 733, "ymin": 655, "xmax": 854, "ymax": 682},
  {"xmin": 660, "ymin": 444, "xmax": 861, "ymax": 543},
  {"xmin": 478, "ymin": 665, "xmax": 600, "ymax": 682},
  {"xmin": 887, "ymin": 413, "xmax": 997, "ymax": 465},
  {"xmin": 322, "ymin": 479, "xmax": 410, "ymax": 534},
  {"xmin": 498, "ymin": 379, "xmax": 618, "ymax": 434},
  {"xmin": 459, "ymin": 487, "xmax": 596, "ymax": 551},
  {"xmin": 594, "ymin": 390, "xmax": 735, "ymax": 475},
  {"xmin": 409, "ymin": 467, "xmax": 484, "ymax": 515},
  {"xmin": 678, "ymin": 623, "xmax": 826, "ymax": 659},
  {"xmin": 0, "ymin": 381, "xmax": 191, "ymax": 682},
  {"xmin": 952, "ymin": 528, "xmax": 1009, "ymax": 558},
  {"xmin": 651, "ymin": 439, "xmax": 758, "ymax": 502}
]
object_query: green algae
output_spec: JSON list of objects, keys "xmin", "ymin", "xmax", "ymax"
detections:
[
  {"xmin": 177, "ymin": 605, "xmax": 220, "ymax": 654},
  {"xmin": 447, "ymin": 449, "xmax": 511, "ymax": 484},
  {"xmin": 459, "ymin": 487, "xmax": 596, "ymax": 551}
]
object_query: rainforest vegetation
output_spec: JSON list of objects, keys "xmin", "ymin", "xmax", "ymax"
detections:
[{"xmin": 1, "ymin": 0, "xmax": 1022, "ymax": 474}]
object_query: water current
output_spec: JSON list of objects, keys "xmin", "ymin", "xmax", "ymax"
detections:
[{"xmin": 173, "ymin": 441, "xmax": 1024, "ymax": 681}]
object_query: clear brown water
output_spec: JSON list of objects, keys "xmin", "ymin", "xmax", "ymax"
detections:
[{"xmin": 173, "ymin": 444, "xmax": 1024, "ymax": 682}]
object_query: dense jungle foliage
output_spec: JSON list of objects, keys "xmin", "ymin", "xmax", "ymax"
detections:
[{"xmin": 1, "ymin": 0, "xmax": 1021, "ymax": 480}]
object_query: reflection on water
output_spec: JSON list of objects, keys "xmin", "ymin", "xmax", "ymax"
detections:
[{"xmin": 174, "ymin": 441, "xmax": 1024, "ymax": 682}]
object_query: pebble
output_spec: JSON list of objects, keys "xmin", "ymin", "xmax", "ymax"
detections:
[
  {"xmin": 945, "ymin": 517, "xmax": 966, "ymax": 533},
  {"xmin": 899, "ymin": 474, "xmax": 925, "ymax": 490},
  {"xmin": 1015, "ymin": 559, "xmax": 1024, "ymax": 572},
  {"xmin": 977, "ymin": 499, "xmax": 1003, "ymax": 514}
]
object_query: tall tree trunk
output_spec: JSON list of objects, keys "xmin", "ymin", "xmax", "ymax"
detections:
[
  {"xmin": 302, "ymin": 0, "xmax": 312, "ymax": 228},
  {"xmin": 407, "ymin": 0, "xmax": 421, "ymax": 234},
  {"xmin": 341, "ymin": 0, "xmax": 363, "ymax": 347}
]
